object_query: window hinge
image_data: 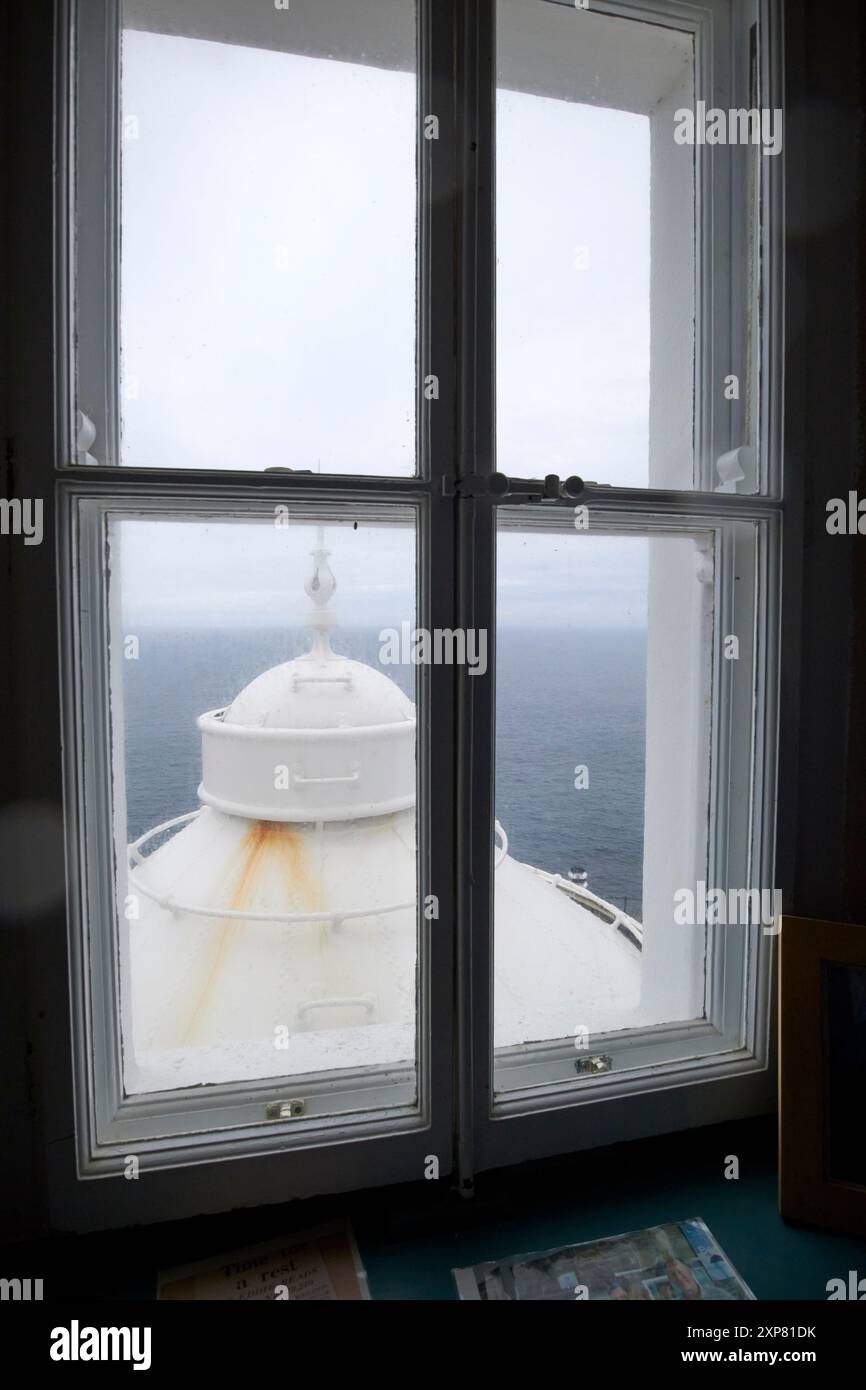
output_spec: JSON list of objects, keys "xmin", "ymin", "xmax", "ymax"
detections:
[{"xmin": 442, "ymin": 471, "xmax": 585, "ymax": 501}]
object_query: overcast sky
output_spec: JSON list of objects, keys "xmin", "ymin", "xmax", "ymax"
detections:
[
  {"xmin": 118, "ymin": 28, "xmax": 650, "ymax": 629},
  {"xmin": 116, "ymin": 517, "xmax": 650, "ymax": 631}
]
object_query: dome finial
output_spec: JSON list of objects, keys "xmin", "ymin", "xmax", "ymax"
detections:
[
  {"xmin": 305, "ymin": 526, "xmax": 336, "ymax": 658},
  {"xmin": 305, "ymin": 527, "xmax": 336, "ymax": 609}
]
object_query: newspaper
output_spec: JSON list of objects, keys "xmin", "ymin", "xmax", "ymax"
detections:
[
  {"xmin": 158, "ymin": 1222, "xmax": 370, "ymax": 1301},
  {"xmin": 453, "ymin": 1217, "xmax": 755, "ymax": 1301}
]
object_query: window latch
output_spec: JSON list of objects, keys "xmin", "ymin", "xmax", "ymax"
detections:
[
  {"xmin": 266, "ymin": 1099, "xmax": 306, "ymax": 1119},
  {"xmin": 574, "ymin": 1054, "xmax": 613, "ymax": 1077},
  {"xmin": 442, "ymin": 471, "xmax": 584, "ymax": 502}
]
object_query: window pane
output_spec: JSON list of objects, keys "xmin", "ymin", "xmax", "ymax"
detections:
[
  {"xmin": 496, "ymin": 0, "xmax": 695, "ymax": 489},
  {"xmin": 111, "ymin": 511, "xmax": 419, "ymax": 1103},
  {"xmin": 493, "ymin": 518, "xmax": 713, "ymax": 1065},
  {"xmin": 119, "ymin": 0, "xmax": 417, "ymax": 473}
]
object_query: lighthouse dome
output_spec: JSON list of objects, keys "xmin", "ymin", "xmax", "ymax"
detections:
[
  {"xmin": 221, "ymin": 526, "xmax": 410, "ymax": 734},
  {"xmin": 223, "ymin": 650, "xmax": 414, "ymax": 731},
  {"xmin": 197, "ymin": 544, "xmax": 415, "ymax": 824}
]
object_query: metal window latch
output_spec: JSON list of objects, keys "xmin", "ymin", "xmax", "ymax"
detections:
[
  {"xmin": 442, "ymin": 471, "xmax": 585, "ymax": 502},
  {"xmin": 574, "ymin": 1055, "xmax": 613, "ymax": 1076},
  {"xmin": 266, "ymin": 1099, "xmax": 306, "ymax": 1119}
]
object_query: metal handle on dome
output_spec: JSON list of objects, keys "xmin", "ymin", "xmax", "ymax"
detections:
[
  {"xmin": 291, "ymin": 769, "xmax": 360, "ymax": 788},
  {"xmin": 291, "ymin": 673, "xmax": 353, "ymax": 689}
]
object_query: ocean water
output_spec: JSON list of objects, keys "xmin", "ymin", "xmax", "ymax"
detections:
[
  {"xmin": 497, "ymin": 629, "xmax": 646, "ymax": 917},
  {"xmin": 122, "ymin": 627, "xmax": 645, "ymax": 919}
]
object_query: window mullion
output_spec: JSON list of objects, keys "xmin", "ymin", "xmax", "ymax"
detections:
[
  {"xmin": 454, "ymin": 0, "xmax": 497, "ymax": 1197},
  {"xmin": 418, "ymin": 0, "xmax": 461, "ymax": 1194}
]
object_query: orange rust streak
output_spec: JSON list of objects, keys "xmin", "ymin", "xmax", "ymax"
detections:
[
  {"xmin": 181, "ymin": 822, "xmax": 323, "ymax": 1045},
  {"xmin": 228, "ymin": 821, "xmax": 278, "ymax": 910},
  {"xmin": 276, "ymin": 825, "xmax": 323, "ymax": 915}
]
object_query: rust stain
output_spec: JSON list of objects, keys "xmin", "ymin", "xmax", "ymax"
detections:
[{"xmin": 181, "ymin": 821, "xmax": 324, "ymax": 1044}]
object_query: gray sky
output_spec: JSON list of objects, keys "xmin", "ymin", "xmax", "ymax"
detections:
[
  {"xmin": 116, "ymin": 517, "xmax": 650, "ymax": 631},
  {"xmin": 118, "ymin": 29, "xmax": 651, "ymax": 629}
]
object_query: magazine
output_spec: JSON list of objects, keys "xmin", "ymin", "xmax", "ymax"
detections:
[
  {"xmin": 453, "ymin": 1218, "xmax": 755, "ymax": 1301},
  {"xmin": 158, "ymin": 1222, "xmax": 370, "ymax": 1301}
]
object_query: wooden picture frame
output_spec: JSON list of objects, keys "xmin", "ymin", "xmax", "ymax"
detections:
[{"xmin": 780, "ymin": 915, "xmax": 866, "ymax": 1236}]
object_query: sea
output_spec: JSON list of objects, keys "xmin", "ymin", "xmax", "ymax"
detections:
[{"xmin": 122, "ymin": 627, "xmax": 646, "ymax": 919}]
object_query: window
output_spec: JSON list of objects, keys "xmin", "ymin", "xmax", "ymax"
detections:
[
  {"xmin": 116, "ymin": 513, "xmax": 419, "ymax": 1097},
  {"xmin": 118, "ymin": 5, "xmax": 416, "ymax": 474},
  {"xmin": 492, "ymin": 510, "xmax": 771, "ymax": 1115},
  {"xmin": 496, "ymin": 0, "xmax": 692, "ymax": 489},
  {"xmin": 59, "ymin": 0, "xmax": 783, "ymax": 1208},
  {"xmin": 493, "ymin": 525, "xmax": 710, "ymax": 1049},
  {"xmin": 71, "ymin": 0, "xmax": 418, "ymax": 475}
]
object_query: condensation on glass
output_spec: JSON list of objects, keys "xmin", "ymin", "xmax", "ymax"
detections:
[
  {"xmin": 109, "ymin": 512, "xmax": 419, "ymax": 1097},
  {"xmin": 119, "ymin": 0, "xmax": 417, "ymax": 474}
]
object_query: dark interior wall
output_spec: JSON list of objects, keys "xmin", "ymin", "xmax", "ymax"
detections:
[
  {"xmin": 0, "ymin": 0, "xmax": 60, "ymax": 1241},
  {"xmin": 0, "ymin": 0, "xmax": 864, "ymax": 1241},
  {"xmin": 850, "ymin": 415, "xmax": 866, "ymax": 921},
  {"xmin": 844, "ymin": 6, "xmax": 866, "ymax": 924},
  {"xmin": 782, "ymin": 0, "xmax": 866, "ymax": 926}
]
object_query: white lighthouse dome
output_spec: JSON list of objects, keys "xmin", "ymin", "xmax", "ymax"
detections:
[
  {"xmin": 197, "ymin": 652, "xmax": 416, "ymax": 824},
  {"xmin": 196, "ymin": 544, "xmax": 416, "ymax": 824},
  {"xmin": 223, "ymin": 653, "xmax": 414, "ymax": 731}
]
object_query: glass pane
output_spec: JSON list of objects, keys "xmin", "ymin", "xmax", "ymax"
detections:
[
  {"xmin": 110, "ymin": 511, "xmax": 419, "ymax": 1101},
  {"xmin": 496, "ymin": 0, "xmax": 695, "ymax": 489},
  {"xmin": 119, "ymin": 0, "xmax": 417, "ymax": 474},
  {"xmin": 493, "ymin": 518, "xmax": 713, "ymax": 1059}
]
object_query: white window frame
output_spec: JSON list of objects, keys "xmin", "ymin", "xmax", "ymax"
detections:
[
  {"xmin": 56, "ymin": 0, "xmax": 459, "ymax": 1218},
  {"xmin": 61, "ymin": 490, "xmax": 444, "ymax": 1176},
  {"xmin": 488, "ymin": 506, "xmax": 778, "ymax": 1101},
  {"xmin": 55, "ymin": 0, "xmax": 786, "ymax": 1221},
  {"xmin": 452, "ymin": 0, "xmax": 785, "ymax": 1180}
]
